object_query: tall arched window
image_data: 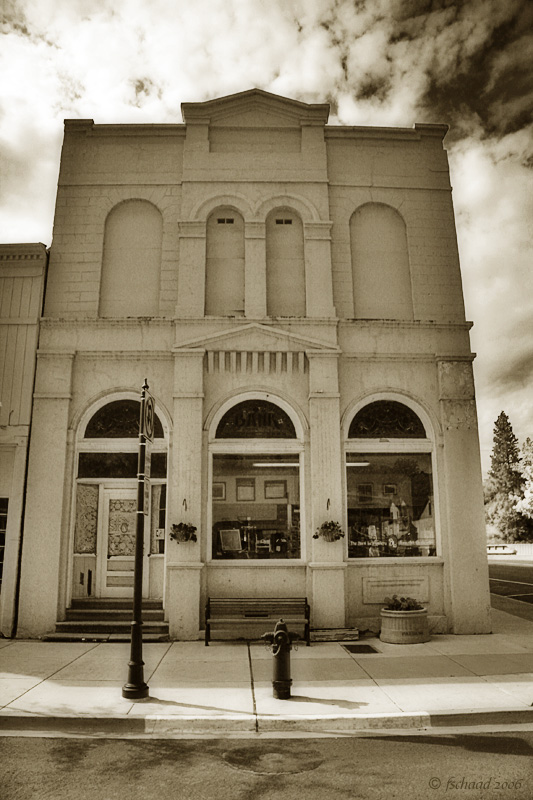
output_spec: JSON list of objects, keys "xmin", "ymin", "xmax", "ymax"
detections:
[
  {"xmin": 205, "ymin": 208, "xmax": 245, "ymax": 315},
  {"xmin": 266, "ymin": 209, "xmax": 306, "ymax": 316},
  {"xmin": 99, "ymin": 200, "xmax": 162, "ymax": 317},
  {"xmin": 210, "ymin": 398, "xmax": 303, "ymax": 561},
  {"xmin": 345, "ymin": 400, "xmax": 436, "ymax": 559},
  {"xmin": 350, "ymin": 203, "xmax": 413, "ymax": 320}
]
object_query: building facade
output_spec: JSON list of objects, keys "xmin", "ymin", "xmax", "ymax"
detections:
[
  {"xmin": 0, "ymin": 243, "xmax": 47, "ymax": 637},
  {"xmin": 16, "ymin": 89, "xmax": 491, "ymax": 639}
]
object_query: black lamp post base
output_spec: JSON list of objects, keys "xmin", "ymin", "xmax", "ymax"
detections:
[{"xmin": 122, "ymin": 682, "xmax": 149, "ymax": 700}]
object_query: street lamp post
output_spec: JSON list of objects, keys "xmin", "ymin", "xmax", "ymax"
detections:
[{"xmin": 122, "ymin": 380, "xmax": 154, "ymax": 700}]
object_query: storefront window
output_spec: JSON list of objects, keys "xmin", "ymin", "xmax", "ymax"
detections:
[
  {"xmin": 211, "ymin": 454, "xmax": 300, "ymax": 560},
  {"xmin": 346, "ymin": 452, "xmax": 435, "ymax": 558}
]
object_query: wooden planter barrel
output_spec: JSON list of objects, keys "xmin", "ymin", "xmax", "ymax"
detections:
[{"xmin": 380, "ymin": 608, "xmax": 429, "ymax": 644}]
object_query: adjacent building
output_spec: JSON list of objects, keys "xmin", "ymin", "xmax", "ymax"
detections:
[
  {"xmin": 0, "ymin": 243, "xmax": 48, "ymax": 636},
  {"xmin": 14, "ymin": 89, "xmax": 491, "ymax": 639}
]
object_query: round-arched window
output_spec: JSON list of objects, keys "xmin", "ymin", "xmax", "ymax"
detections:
[
  {"xmin": 346, "ymin": 400, "xmax": 436, "ymax": 560},
  {"xmin": 85, "ymin": 400, "xmax": 164, "ymax": 439},
  {"xmin": 216, "ymin": 400, "xmax": 296, "ymax": 439},
  {"xmin": 211, "ymin": 398, "xmax": 302, "ymax": 562}
]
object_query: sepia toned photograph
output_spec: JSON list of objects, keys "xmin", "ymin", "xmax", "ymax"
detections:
[{"xmin": 0, "ymin": 1, "xmax": 532, "ymax": 798}]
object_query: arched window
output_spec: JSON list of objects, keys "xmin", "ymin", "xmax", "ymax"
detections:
[
  {"xmin": 266, "ymin": 209, "xmax": 306, "ymax": 316},
  {"xmin": 205, "ymin": 208, "xmax": 245, "ymax": 315},
  {"xmin": 350, "ymin": 203, "xmax": 413, "ymax": 320},
  {"xmin": 216, "ymin": 400, "xmax": 296, "ymax": 439},
  {"xmin": 210, "ymin": 398, "xmax": 302, "ymax": 561},
  {"xmin": 345, "ymin": 400, "xmax": 436, "ymax": 559},
  {"xmin": 99, "ymin": 200, "xmax": 162, "ymax": 317},
  {"xmin": 84, "ymin": 399, "xmax": 164, "ymax": 439}
]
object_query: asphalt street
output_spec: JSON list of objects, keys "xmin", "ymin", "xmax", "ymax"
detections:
[
  {"xmin": 1, "ymin": 733, "xmax": 533, "ymax": 800},
  {"xmin": 489, "ymin": 562, "xmax": 533, "ymax": 604}
]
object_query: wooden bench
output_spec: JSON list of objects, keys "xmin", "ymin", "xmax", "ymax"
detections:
[{"xmin": 205, "ymin": 597, "xmax": 310, "ymax": 646}]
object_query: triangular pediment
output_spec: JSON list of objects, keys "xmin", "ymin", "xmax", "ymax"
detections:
[
  {"xmin": 181, "ymin": 88, "xmax": 330, "ymax": 128},
  {"xmin": 174, "ymin": 323, "xmax": 339, "ymax": 353}
]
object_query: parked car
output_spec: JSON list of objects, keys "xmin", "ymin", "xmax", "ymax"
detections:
[{"xmin": 486, "ymin": 544, "xmax": 517, "ymax": 555}]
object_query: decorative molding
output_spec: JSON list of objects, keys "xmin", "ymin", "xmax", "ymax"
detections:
[
  {"xmin": 304, "ymin": 221, "xmax": 333, "ymax": 240},
  {"xmin": 77, "ymin": 351, "xmax": 172, "ymax": 361},
  {"xmin": 343, "ymin": 353, "xmax": 437, "ymax": 362},
  {"xmin": 438, "ymin": 360, "xmax": 475, "ymax": 400},
  {"xmin": 440, "ymin": 399, "xmax": 478, "ymax": 431},
  {"xmin": 205, "ymin": 350, "xmax": 307, "ymax": 375},
  {"xmin": 33, "ymin": 393, "xmax": 73, "ymax": 400},
  {"xmin": 174, "ymin": 321, "xmax": 339, "ymax": 353},
  {"xmin": 338, "ymin": 320, "xmax": 474, "ymax": 331},
  {"xmin": 362, "ymin": 576, "xmax": 429, "ymax": 604},
  {"xmin": 178, "ymin": 220, "xmax": 206, "ymax": 238}
]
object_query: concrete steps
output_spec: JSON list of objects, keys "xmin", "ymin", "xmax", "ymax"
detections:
[{"xmin": 44, "ymin": 599, "xmax": 169, "ymax": 642}]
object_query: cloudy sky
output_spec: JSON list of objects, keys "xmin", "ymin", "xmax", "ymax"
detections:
[{"xmin": 1, "ymin": 0, "xmax": 532, "ymax": 473}]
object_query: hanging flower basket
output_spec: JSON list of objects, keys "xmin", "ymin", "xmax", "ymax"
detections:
[
  {"xmin": 170, "ymin": 522, "xmax": 197, "ymax": 544},
  {"xmin": 313, "ymin": 520, "xmax": 345, "ymax": 542}
]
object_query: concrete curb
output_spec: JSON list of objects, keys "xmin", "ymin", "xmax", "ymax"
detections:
[{"xmin": 2, "ymin": 707, "xmax": 533, "ymax": 736}]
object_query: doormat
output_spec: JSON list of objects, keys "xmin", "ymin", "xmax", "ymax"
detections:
[{"xmin": 342, "ymin": 644, "xmax": 380, "ymax": 654}]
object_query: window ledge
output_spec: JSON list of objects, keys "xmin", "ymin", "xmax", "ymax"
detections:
[
  {"xmin": 207, "ymin": 559, "xmax": 306, "ymax": 567},
  {"xmin": 347, "ymin": 557, "xmax": 444, "ymax": 565}
]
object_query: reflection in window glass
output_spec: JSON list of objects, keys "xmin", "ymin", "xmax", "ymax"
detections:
[
  {"xmin": 212, "ymin": 454, "xmax": 300, "ymax": 559},
  {"xmin": 346, "ymin": 453, "xmax": 436, "ymax": 558}
]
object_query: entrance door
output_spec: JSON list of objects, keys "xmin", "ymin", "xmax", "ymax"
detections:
[{"xmin": 96, "ymin": 487, "xmax": 149, "ymax": 598}]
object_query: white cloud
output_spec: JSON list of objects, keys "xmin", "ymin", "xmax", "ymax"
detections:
[{"xmin": 1, "ymin": 0, "xmax": 531, "ymax": 471}]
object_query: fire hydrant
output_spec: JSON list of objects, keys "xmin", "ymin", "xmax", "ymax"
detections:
[{"xmin": 261, "ymin": 619, "xmax": 299, "ymax": 699}]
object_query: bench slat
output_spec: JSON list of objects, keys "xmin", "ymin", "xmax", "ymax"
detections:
[{"xmin": 205, "ymin": 596, "xmax": 310, "ymax": 646}]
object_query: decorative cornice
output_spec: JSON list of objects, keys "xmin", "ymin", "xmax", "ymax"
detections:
[{"xmin": 76, "ymin": 351, "xmax": 173, "ymax": 360}]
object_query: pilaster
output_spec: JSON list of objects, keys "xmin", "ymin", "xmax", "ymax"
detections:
[
  {"xmin": 244, "ymin": 221, "xmax": 267, "ymax": 318},
  {"xmin": 166, "ymin": 348, "xmax": 205, "ymax": 638},
  {"xmin": 438, "ymin": 360, "xmax": 491, "ymax": 633},
  {"xmin": 176, "ymin": 221, "xmax": 206, "ymax": 317},
  {"xmin": 307, "ymin": 351, "xmax": 345, "ymax": 627},
  {"xmin": 17, "ymin": 351, "xmax": 74, "ymax": 637},
  {"xmin": 304, "ymin": 222, "xmax": 336, "ymax": 318}
]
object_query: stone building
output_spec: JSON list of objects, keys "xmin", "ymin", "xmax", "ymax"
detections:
[
  {"xmin": 15, "ymin": 89, "xmax": 491, "ymax": 639},
  {"xmin": 0, "ymin": 243, "xmax": 48, "ymax": 637}
]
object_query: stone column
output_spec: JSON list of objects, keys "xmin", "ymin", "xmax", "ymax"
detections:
[
  {"xmin": 438, "ymin": 360, "xmax": 491, "ymax": 634},
  {"xmin": 166, "ymin": 347, "xmax": 205, "ymax": 639},
  {"xmin": 17, "ymin": 351, "xmax": 74, "ymax": 638},
  {"xmin": 307, "ymin": 351, "xmax": 346, "ymax": 628},
  {"xmin": 244, "ymin": 221, "xmax": 266, "ymax": 318}
]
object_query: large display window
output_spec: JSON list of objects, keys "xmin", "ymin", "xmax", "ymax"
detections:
[
  {"xmin": 210, "ymin": 398, "xmax": 302, "ymax": 560},
  {"xmin": 346, "ymin": 452, "xmax": 435, "ymax": 558},
  {"xmin": 346, "ymin": 400, "xmax": 437, "ymax": 559},
  {"xmin": 211, "ymin": 455, "xmax": 300, "ymax": 559}
]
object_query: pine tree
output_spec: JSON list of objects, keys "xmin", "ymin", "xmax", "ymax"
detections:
[
  {"xmin": 488, "ymin": 411, "xmax": 522, "ymax": 495},
  {"xmin": 484, "ymin": 412, "xmax": 532, "ymax": 541},
  {"xmin": 514, "ymin": 438, "xmax": 533, "ymax": 520}
]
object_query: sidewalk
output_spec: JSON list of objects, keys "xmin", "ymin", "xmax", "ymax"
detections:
[{"xmin": 1, "ymin": 607, "xmax": 533, "ymax": 736}]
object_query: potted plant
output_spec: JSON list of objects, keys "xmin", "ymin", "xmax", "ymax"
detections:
[
  {"xmin": 380, "ymin": 594, "xmax": 429, "ymax": 644},
  {"xmin": 169, "ymin": 522, "xmax": 197, "ymax": 544},
  {"xmin": 313, "ymin": 520, "xmax": 345, "ymax": 542}
]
